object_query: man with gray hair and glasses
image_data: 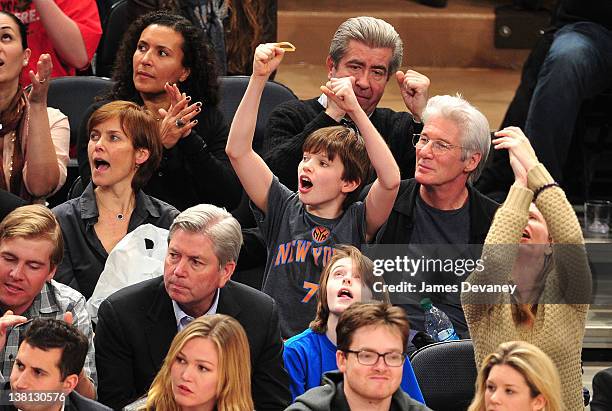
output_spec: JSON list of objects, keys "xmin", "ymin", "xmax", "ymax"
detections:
[
  {"xmin": 94, "ymin": 204, "xmax": 291, "ymax": 410},
  {"xmin": 263, "ymin": 16, "xmax": 430, "ymax": 192},
  {"xmin": 374, "ymin": 95, "xmax": 498, "ymax": 341}
]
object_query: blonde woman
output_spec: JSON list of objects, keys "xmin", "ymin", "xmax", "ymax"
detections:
[
  {"xmin": 468, "ymin": 341, "xmax": 562, "ymax": 411},
  {"xmin": 135, "ymin": 314, "xmax": 253, "ymax": 411}
]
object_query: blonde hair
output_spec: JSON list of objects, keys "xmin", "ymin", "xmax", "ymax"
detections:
[
  {"xmin": 0, "ymin": 205, "xmax": 63, "ymax": 269},
  {"xmin": 144, "ymin": 315, "xmax": 253, "ymax": 411},
  {"xmin": 468, "ymin": 341, "xmax": 562, "ymax": 411},
  {"xmin": 310, "ymin": 245, "xmax": 390, "ymax": 333}
]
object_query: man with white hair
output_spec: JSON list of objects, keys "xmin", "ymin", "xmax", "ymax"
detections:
[
  {"xmin": 376, "ymin": 95, "xmax": 498, "ymax": 339},
  {"xmin": 95, "ymin": 204, "xmax": 290, "ymax": 410}
]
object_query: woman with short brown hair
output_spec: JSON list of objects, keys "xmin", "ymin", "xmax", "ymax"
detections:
[{"xmin": 53, "ymin": 101, "xmax": 178, "ymax": 299}]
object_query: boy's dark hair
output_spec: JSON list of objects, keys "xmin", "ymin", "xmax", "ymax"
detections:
[
  {"xmin": 336, "ymin": 303, "xmax": 409, "ymax": 352},
  {"xmin": 302, "ymin": 126, "xmax": 372, "ymax": 208},
  {"xmin": 21, "ymin": 319, "xmax": 88, "ymax": 380}
]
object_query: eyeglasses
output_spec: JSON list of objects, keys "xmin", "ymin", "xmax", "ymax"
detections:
[
  {"xmin": 343, "ymin": 349, "xmax": 406, "ymax": 367},
  {"xmin": 412, "ymin": 134, "xmax": 464, "ymax": 155}
]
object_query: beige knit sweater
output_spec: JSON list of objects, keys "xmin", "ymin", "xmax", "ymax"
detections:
[{"xmin": 462, "ymin": 164, "xmax": 591, "ymax": 411}]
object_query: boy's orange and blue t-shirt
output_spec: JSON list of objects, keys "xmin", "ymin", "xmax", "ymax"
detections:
[{"xmin": 252, "ymin": 176, "xmax": 366, "ymax": 339}]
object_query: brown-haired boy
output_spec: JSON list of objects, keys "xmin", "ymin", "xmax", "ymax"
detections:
[{"xmin": 226, "ymin": 43, "xmax": 400, "ymax": 338}]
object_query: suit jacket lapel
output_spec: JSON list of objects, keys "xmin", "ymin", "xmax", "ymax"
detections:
[
  {"xmin": 64, "ymin": 393, "xmax": 76, "ymax": 411},
  {"xmin": 144, "ymin": 279, "xmax": 177, "ymax": 371},
  {"xmin": 217, "ymin": 281, "xmax": 241, "ymax": 318}
]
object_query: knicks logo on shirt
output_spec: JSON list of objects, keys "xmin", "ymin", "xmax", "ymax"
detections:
[{"xmin": 311, "ymin": 226, "xmax": 330, "ymax": 244}]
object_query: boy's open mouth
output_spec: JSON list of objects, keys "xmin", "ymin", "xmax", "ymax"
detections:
[{"xmin": 299, "ymin": 175, "xmax": 313, "ymax": 191}]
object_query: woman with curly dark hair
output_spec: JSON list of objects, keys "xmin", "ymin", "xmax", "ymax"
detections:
[
  {"xmin": 77, "ymin": 11, "xmax": 241, "ymax": 211},
  {"xmin": 127, "ymin": 0, "xmax": 277, "ymax": 76}
]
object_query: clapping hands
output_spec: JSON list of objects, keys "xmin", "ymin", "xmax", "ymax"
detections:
[{"xmin": 158, "ymin": 83, "xmax": 201, "ymax": 149}]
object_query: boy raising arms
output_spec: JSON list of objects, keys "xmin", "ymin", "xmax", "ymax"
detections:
[{"xmin": 226, "ymin": 44, "xmax": 401, "ymax": 337}]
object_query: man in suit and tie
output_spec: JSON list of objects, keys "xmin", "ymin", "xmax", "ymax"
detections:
[{"xmin": 94, "ymin": 204, "xmax": 291, "ymax": 410}]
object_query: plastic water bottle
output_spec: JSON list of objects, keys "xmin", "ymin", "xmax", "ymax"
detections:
[{"xmin": 420, "ymin": 298, "xmax": 459, "ymax": 342}]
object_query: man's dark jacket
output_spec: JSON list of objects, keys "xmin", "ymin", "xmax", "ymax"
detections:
[
  {"xmin": 373, "ymin": 179, "xmax": 499, "ymax": 337},
  {"xmin": 377, "ymin": 179, "xmax": 499, "ymax": 244},
  {"xmin": 286, "ymin": 371, "xmax": 432, "ymax": 411},
  {"xmin": 263, "ymin": 98, "xmax": 421, "ymax": 192},
  {"xmin": 95, "ymin": 277, "xmax": 290, "ymax": 410}
]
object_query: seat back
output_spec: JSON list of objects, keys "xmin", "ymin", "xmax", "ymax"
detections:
[
  {"xmin": 94, "ymin": 0, "xmax": 129, "ymax": 78},
  {"xmin": 217, "ymin": 75, "xmax": 297, "ymax": 155},
  {"xmin": 43, "ymin": 76, "xmax": 113, "ymax": 207},
  {"xmin": 409, "ymin": 339, "xmax": 478, "ymax": 411},
  {"xmin": 46, "ymin": 76, "xmax": 114, "ymax": 150},
  {"xmin": 67, "ymin": 175, "xmax": 85, "ymax": 200}
]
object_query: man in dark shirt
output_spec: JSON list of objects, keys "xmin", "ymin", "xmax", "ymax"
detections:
[
  {"xmin": 263, "ymin": 16, "xmax": 430, "ymax": 192},
  {"xmin": 376, "ymin": 95, "xmax": 498, "ymax": 338}
]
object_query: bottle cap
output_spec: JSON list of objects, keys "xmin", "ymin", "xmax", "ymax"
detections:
[{"xmin": 420, "ymin": 298, "xmax": 432, "ymax": 310}]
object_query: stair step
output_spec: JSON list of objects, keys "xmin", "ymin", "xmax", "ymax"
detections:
[
  {"xmin": 278, "ymin": 0, "xmax": 532, "ymax": 68},
  {"xmin": 585, "ymin": 307, "xmax": 612, "ymax": 349}
]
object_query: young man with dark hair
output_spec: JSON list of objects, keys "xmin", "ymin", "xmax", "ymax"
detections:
[
  {"xmin": 288, "ymin": 303, "xmax": 432, "ymax": 411},
  {"xmin": 0, "ymin": 318, "xmax": 109, "ymax": 411}
]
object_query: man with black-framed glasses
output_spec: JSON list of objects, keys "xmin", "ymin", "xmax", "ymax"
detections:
[
  {"xmin": 372, "ymin": 95, "xmax": 499, "ymax": 341},
  {"xmin": 287, "ymin": 303, "xmax": 431, "ymax": 410}
]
